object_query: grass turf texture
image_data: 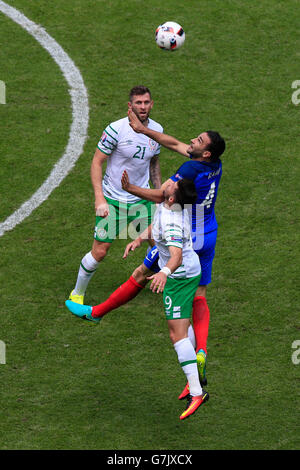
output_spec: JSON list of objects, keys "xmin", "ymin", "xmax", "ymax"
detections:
[{"xmin": 0, "ymin": 0, "xmax": 299, "ymax": 450}]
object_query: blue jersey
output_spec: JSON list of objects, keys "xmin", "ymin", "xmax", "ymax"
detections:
[{"xmin": 170, "ymin": 159, "xmax": 222, "ymax": 250}]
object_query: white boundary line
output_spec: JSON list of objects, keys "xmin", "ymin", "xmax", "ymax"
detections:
[{"xmin": 0, "ymin": 1, "xmax": 89, "ymax": 237}]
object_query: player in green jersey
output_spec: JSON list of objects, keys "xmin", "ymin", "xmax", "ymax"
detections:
[
  {"xmin": 68, "ymin": 86, "xmax": 163, "ymax": 304},
  {"xmin": 66, "ymin": 173, "xmax": 209, "ymax": 420}
]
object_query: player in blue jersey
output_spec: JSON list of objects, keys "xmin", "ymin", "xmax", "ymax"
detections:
[
  {"xmin": 119, "ymin": 118, "xmax": 224, "ymax": 395},
  {"xmin": 66, "ymin": 110, "xmax": 225, "ymax": 396}
]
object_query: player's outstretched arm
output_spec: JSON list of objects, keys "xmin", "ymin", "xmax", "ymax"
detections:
[
  {"xmin": 121, "ymin": 170, "xmax": 164, "ymax": 203},
  {"xmin": 123, "ymin": 224, "xmax": 153, "ymax": 258},
  {"xmin": 128, "ymin": 109, "xmax": 190, "ymax": 157}
]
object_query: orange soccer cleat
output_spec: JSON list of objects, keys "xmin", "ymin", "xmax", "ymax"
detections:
[
  {"xmin": 179, "ymin": 391, "xmax": 209, "ymax": 420},
  {"xmin": 178, "ymin": 382, "xmax": 190, "ymax": 400}
]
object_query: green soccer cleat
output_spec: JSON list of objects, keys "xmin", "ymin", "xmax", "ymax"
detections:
[
  {"xmin": 65, "ymin": 300, "xmax": 101, "ymax": 323},
  {"xmin": 197, "ymin": 349, "xmax": 207, "ymax": 386},
  {"xmin": 69, "ymin": 290, "xmax": 84, "ymax": 305}
]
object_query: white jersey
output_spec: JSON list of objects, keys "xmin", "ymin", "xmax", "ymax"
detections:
[
  {"xmin": 97, "ymin": 116, "xmax": 163, "ymax": 203},
  {"xmin": 152, "ymin": 203, "xmax": 201, "ymax": 279}
]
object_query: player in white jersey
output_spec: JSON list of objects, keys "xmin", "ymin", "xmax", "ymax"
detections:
[
  {"xmin": 66, "ymin": 174, "xmax": 209, "ymax": 420},
  {"xmin": 152, "ymin": 203, "xmax": 200, "ymax": 281},
  {"xmin": 68, "ymin": 86, "xmax": 163, "ymax": 304},
  {"xmin": 100, "ymin": 117, "xmax": 162, "ymax": 203}
]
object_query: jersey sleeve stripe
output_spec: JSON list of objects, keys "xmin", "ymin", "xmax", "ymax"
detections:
[
  {"xmin": 154, "ymin": 144, "xmax": 161, "ymax": 155},
  {"xmin": 165, "ymin": 227, "xmax": 182, "ymax": 232},
  {"xmin": 104, "ymin": 129, "xmax": 118, "ymax": 143},
  {"xmin": 100, "ymin": 140, "xmax": 116, "ymax": 151},
  {"xmin": 97, "ymin": 145, "xmax": 111, "ymax": 155},
  {"xmin": 108, "ymin": 124, "xmax": 118, "ymax": 135}
]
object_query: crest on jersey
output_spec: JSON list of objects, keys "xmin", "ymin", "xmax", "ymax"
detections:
[
  {"xmin": 97, "ymin": 228, "xmax": 107, "ymax": 239},
  {"xmin": 149, "ymin": 138, "xmax": 157, "ymax": 151}
]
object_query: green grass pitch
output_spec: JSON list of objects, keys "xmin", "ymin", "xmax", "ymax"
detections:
[{"xmin": 0, "ymin": 0, "xmax": 299, "ymax": 450}]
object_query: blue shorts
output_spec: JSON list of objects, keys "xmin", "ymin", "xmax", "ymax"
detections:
[
  {"xmin": 144, "ymin": 246, "xmax": 160, "ymax": 273},
  {"xmin": 194, "ymin": 229, "xmax": 217, "ymax": 285},
  {"xmin": 143, "ymin": 229, "xmax": 217, "ymax": 286}
]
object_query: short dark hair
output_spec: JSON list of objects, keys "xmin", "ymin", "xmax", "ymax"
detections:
[
  {"xmin": 205, "ymin": 131, "xmax": 226, "ymax": 161},
  {"xmin": 129, "ymin": 85, "xmax": 152, "ymax": 101},
  {"xmin": 174, "ymin": 179, "xmax": 198, "ymax": 209}
]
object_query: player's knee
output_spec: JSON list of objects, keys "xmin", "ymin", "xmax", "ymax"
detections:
[
  {"xmin": 169, "ymin": 329, "xmax": 176, "ymax": 344},
  {"xmin": 169, "ymin": 330, "xmax": 184, "ymax": 345},
  {"xmin": 132, "ymin": 264, "xmax": 149, "ymax": 287},
  {"xmin": 92, "ymin": 242, "xmax": 111, "ymax": 262}
]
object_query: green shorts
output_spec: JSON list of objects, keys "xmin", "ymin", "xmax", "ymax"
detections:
[
  {"xmin": 94, "ymin": 196, "xmax": 154, "ymax": 243},
  {"xmin": 163, "ymin": 275, "xmax": 201, "ymax": 320}
]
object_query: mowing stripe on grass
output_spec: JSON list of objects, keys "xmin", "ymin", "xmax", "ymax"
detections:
[{"xmin": 0, "ymin": 1, "xmax": 89, "ymax": 237}]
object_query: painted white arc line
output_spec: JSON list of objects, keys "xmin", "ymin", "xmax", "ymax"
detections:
[{"xmin": 0, "ymin": 1, "xmax": 89, "ymax": 237}]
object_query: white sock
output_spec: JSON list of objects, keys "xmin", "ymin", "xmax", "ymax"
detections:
[
  {"xmin": 174, "ymin": 337, "xmax": 202, "ymax": 396},
  {"xmin": 73, "ymin": 252, "xmax": 99, "ymax": 295},
  {"xmin": 188, "ymin": 324, "xmax": 196, "ymax": 349}
]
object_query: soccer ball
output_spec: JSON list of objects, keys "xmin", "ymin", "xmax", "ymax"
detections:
[{"xmin": 155, "ymin": 22, "xmax": 185, "ymax": 51}]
